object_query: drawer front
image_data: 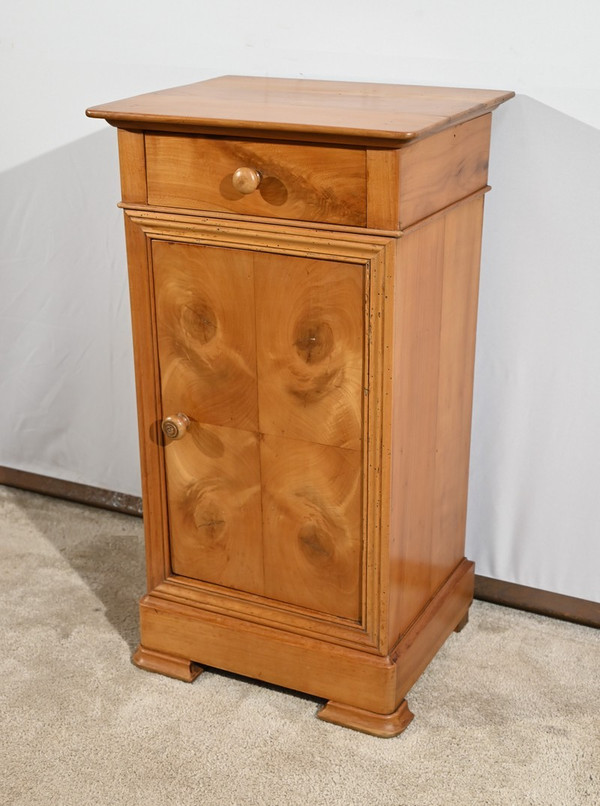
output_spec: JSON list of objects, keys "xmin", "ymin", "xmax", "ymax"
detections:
[{"xmin": 145, "ymin": 135, "xmax": 367, "ymax": 226}]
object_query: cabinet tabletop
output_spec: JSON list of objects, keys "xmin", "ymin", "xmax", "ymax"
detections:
[{"xmin": 86, "ymin": 75, "xmax": 513, "ymax": 146}]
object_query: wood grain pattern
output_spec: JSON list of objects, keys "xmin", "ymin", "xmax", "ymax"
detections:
[
  {"xmin": 388, "ymin": 216, "xmax": 446, "ymax": 643},
  {"xmin": 393, "ymin": 560, "xmax": 474, "ymax": 702},
  {"xmin": 137, "ymin": 593, "xmax": 400, "ymax": 714},
  {"xmin": 123, "ymin": 210, "xmax": 389, "ymax": 650},
  {"xmin": 152, "ymin": 237, "xmax": 368, "ymax": 612},
  {"xmin": 117, "ymin": 129, "xmax": 147, "ymax": 203},
  {"xmin": 98, "ymin": 75, "xmax": 511, "ymax": 733},
  {"xmin": 318, "ymin": 698, "xmax": 413, "ymax": 738},
  {"xmin": 146, "ymin": 135, "xmax": 366, "ymax": 226},
  {"xmin": 366, "ymin": 149, "xmax": 400, "ymax": 230},
  {"xmin": 397, "ymin": 114, "xmax": 491, "ymax": 228},
  {"xmin": 429, "ymin": 198, "xmax": 484, "ymax": 594},
  {"xmin": 255, "ymin": 252, "xmax": 364, "ymax": 450},
  {"xmin": 134, "ymin": 557, "xmax": 471, "ymax": 719},
  {"xmin": 388, "ymin": 198, "xmax": 484, "ymax": 646},
  {"xmin": 152, "ymin": 240, "xmax": 258, "ymax": 432},
  {"xmin": 165, "ymin": 422, "xmax": 265, "ymax": 594},
  {"xmin": 132, "ymin": 645, "xmax": 203, "ymax": 682},
  {"xmin": 122, "ymin": 214, "xmax": 171, "ymax": 591},
  {"xmin": 87, "ymin": 75, "xmax": 514, "ymax": 146},
  {"xmin": 260, "ymin": 434, "xmax": 362, "ymax": 619}
]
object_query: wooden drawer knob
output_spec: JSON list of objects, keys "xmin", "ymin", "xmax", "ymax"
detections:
[
  {"xmin": 162, "ymin": 413, "xmax": 190, "ymax": 440},
  {"xmin": 232, "ymin": 166, "xmax": 262, "ymax": 194}
]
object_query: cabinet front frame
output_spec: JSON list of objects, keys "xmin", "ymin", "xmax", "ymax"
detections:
[{"xmin": 123, "ymin": 208, "xmax": 396, "ymax": 654}]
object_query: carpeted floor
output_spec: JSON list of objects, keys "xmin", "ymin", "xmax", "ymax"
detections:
[{"xmin": 0, "ymin": 484, "xmax": 598, "ymax": 806}]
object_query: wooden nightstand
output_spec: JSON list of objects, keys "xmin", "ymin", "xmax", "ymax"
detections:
[{"xmin": 87, "ymin": 76, "xmax": 512, "ymax": 737}]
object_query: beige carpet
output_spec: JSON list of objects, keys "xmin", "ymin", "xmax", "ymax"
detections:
[{"xmin": 1, "ymin": 485, "xmax": 598, "ymax": 805}]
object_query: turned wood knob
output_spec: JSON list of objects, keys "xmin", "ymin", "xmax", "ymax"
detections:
[
  {"xmin": 232, "ymin": 166, "xmax": 262, "ymax": 194},
  {"xmin": 161, "ymin": 413, "xmax": 190, "ymax": 440}
]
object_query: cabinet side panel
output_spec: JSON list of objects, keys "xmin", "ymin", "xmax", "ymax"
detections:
[
  {"xmin": 388, "ymin": 198, "xmax": 483, "ymax": 644},
  {"xmin": 429, "ymin": 197, "xmax": 484, "ymax": 594},
  {"xmin": 397, "ymin": 115, "xmax": 491, "ymax": 228},
  {"xmin": 388, "ymin": 218, "xmax": 445, "ymax": 643}
]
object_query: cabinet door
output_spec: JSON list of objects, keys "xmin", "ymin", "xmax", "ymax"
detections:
[{"xmin": 152, "ymin": 240, "xmax": 364, "ymax": 620}]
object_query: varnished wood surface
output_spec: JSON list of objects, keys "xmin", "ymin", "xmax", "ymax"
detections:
[
  {"xmin": 132, "ymin": 645, "xmax": 203, "ymax": 682},
  {"xmin": 153, "ymin": 240, "xmax": 259, "ymax": 432},
  {"xmin": 260, "ymin": 434, "xmax": 362, "ymax": 619},
  {"xmin": 454, "ymin": 611, "xmax": 469, "ymax": 632},
  {"xmin": 153, "ymin": 241, "xmax": 365, "ymax": 450},
  {"xmin": 117, "ymin": 129, "xmax": 147, "ymax": 204},
  {"xmin": 93, "ymin": 75, "xmax": 513, "ymax": 734},
  {"xmin": 122, "ymin": 194, "xmax": 483, "ymax": 645},
  {"xmin": 146, "ymin": 135, "xmax": 367, "ymax": 226},
  {"xmin": 152, "ymin": 239, "xmax": 366, "ymax": 616},
  {"xmin": 254, "ymin": 252, "xmax": 364, "ymax": 450},
  {"xmin": 388, "ymin": 197, "xmax": 484, "ymax": 645},
  {"xmin": 165, "ymin": 422, "xmax": 265, "ymax": 595},
  {"xmin": 137, "ymin": 593, "xmax": 398, "ymax": 714},
  {"xmin": 392, "ymin": 559, "xmax": 474, "ymax": 702},
  {"xmin": 87, "ymin": 75, "xmax": 514, "ymax": 146},
  {"xmin": 123, "ymin": 213, "xmax": 171, "ymax": 592},
  {"xmin": 318, "ymin": 698, "xmax": 414, "ymax": 738},
  {"xmin": 388, "ymin": 213, "xmax": 445, "ymax": 641},
  {"xmin": 122, "ymin": 209, "xmax": 389, "ymax": 651},
  {"xmin": 133, "ymin": 558, "xmax": 472, "ymax": 722},
  {"xmin": 429, "ymin": 199, "xmax": 483, "ymax": 594},
  {"xmin": 397, "ymin": 114, "xmax": 491, "ymax": 228},
  {"xmin": 365, "ymin": 149, "xmax": 400, "ymax": 230}
]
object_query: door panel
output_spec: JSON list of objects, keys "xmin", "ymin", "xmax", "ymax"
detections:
[
  {"xmin": 153, "ymin": 240, "xmax": 258, "ymax": 432},
  {"xmin": 152, "ymin": 239, "xmax": 365, "ymax": 616},
  {"xmin": 260, "ymin": 433, "xmax": 362, "ymax": 619},
  {"xmin": 166, "ymin": 422, "xmax": 265, "ymax": 594},
  {"xmin": 255, "ymin": 253, "xmax": 364, "ymax": 451}
]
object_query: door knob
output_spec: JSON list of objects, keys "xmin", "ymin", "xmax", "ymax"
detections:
[
  {"xmin": 162, "ymin": 413, "xmax": 190, "ymax": 440},
  {"xmin": 232, "ymin": 166, "xmax": 262, "ymax": 194}
]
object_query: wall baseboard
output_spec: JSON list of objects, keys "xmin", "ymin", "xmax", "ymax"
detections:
[
  {"xmin": 474, "ymin": 575, "xmax": 599, "ymax": 630},
  {"xmin": 0, "ymin": 466, "xmax": 143, "ymax": 517},
  {"xmin": 1, "ymin": 466, "xmax": 598, "ymax": 629}
]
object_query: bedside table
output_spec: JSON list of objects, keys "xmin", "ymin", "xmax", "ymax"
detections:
[{"xmin": 87, "ymin": 76, "xmax": 512, "ymax": 737}]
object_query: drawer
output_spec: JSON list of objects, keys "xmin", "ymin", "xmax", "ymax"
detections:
[{"xmin": 145, "ymin": 134, "xmax": 367, "ymax": 227}]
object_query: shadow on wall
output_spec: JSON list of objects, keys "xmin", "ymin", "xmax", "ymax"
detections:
[
  {"xmin": 0, "ymin": 130, "xmax": 140, "ymax": 496},
  {"xmin": 468, "ymin": 94, "xmax": 600, "ymax": 602}
]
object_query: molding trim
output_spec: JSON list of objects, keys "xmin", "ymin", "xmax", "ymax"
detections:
[
  {"xmin": 474, "ymin": 575, "xmax": 599, "ymax": 630},
  {"xmin": 1, "ymin": 466, "xmax": 598, "ymax": 628},
  {"xmin": 0, "ymin": 466, "xmax": 143, "ymax": 517}
]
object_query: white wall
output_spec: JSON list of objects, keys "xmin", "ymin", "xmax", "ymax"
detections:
[{"xmin": 2, "ymin": 0, "xmax": 599, "ymax": 602}]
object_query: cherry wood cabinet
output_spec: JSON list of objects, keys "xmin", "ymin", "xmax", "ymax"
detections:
[{"xmin": 87, "ymin": 76, "xmax": 512, "ymax": 737}]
